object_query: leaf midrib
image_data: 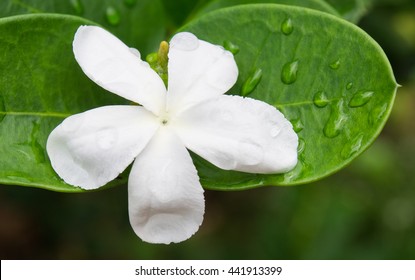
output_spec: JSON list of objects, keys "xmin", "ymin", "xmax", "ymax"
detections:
[{"xmin": 0, "ymin": 111, "xmax": 70, "ymax": 118}]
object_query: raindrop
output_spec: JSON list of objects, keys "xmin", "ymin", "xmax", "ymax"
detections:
[
  {"xmin": 349, "ymin": 91, "xmax": 374, "ymax": 108},
  {"xmin": 370, "ymin": 103, "xmax": 388, "ymax": 125},
  {"xmin": 298, "ymin": 138, "xmax": 305, "ymax": 154},
  {"xmin": 270, "ymin": 126, "xmax": 281, "ymax": 138},
  {"xmin": 346, "ymin": 82, "xmax": 353, "ymax": 90},
  {"xmin": 323, "ymin": 99, "xmax": 347, "ymax": 138},
  {"xmin": 129, "ymin": 47, "xmax": 141, "ymax": 58},
  {"xmin": 292, "ymin": 118, "xmax": 304, "ymax": 133},
  {"xmin": 69, "ymin": 0, "xmax": 84, "ymax": 15},
  {"xmin": 105, "ymin": 6, "xmax": 121, "ymax": 26},
  {"xmin": 223, "ymin": 40, "xmax": 240, "ymax": 55},
  {"xmin": 0, "ymin": 93, "xmax": 5, "ymax": 122},
  {"xmin": 242, "ymin": 68, "xmax": 262, "ymax": 96},
  {"xmin": 123, "ymin": 0, "xmax": 137, "ymax": 7},
  {"xmin": 329, "ymin": 59, "xmax": 340, "ymax": 70},
  {"xmin": 171, "ymin": 32, "xmax": 199, "ymax": 51},
  {"xmin": 96, "ymin": 128, "xmax": 118, "ymax": 150},
  {"xmin": 281, "ymin": 60, "xmax": 299, "ymax": 85},
  {"xmin": 313, "ymin": 91, "xmax": 329, "ymax": 108},
  {"xmin": 281, "ymin": 18, "xmax": 294, "ymax": 35},
  {"xmin": 238, "ymin": 140, "xmax": 264, "ymax": 166},
  {"xmin": 341, "ymin": 134, "xmax": 364, "ymax": 159}
]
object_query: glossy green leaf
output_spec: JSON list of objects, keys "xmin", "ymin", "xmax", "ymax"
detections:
[
  {"xmin": 195, "ymin": 0, "xmax": 340, "ymax": 18},
  {"xmin": 181, "ymin": 4, "xmax": 398, "ymax": 189},
  {"xmin": 0, "ymin": 14, "xmax": 130, "ymax": 192},
  {"xmin": 325, "ymin": 0, "xmax": 374, "ymax": 23},
  {"xmin": 0, "ymin": 0, "xmax": 165, "ymax": 55}
]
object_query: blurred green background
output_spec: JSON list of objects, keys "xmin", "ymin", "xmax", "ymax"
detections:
[{"xmin": 1, "ymin": 0, "xmax": 415, "ymax": 259}]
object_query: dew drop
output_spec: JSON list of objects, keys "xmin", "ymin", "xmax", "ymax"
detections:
[
  {"xmin": 69, "ymin": 0, "xmax": 84, "ymax": 15},
  {"xmin": 0, "ymin": 93, "xmax": 5, "ymax": 122},
  {"xmin": 313, "ymin": 91, "xmax": 329, "ymax": 108},
  {"xmin": 30, "ymin": 121, "xmax": 45, "ymax": 163},
  {"xmin": 238, "ymin": 140, "xmax": 264, "ymax": 166},
  {"xmin": 298, "ymin": 138, "xmax": 305, "ymax": 154},
  {"xmin": 281, "ymin": 18, "xmax": 294, "ymax": 35},
  {"xmin": 129, "ymin": 47, "xmax": 141, "ymax": 58},
  {"xmin": 349, "ymin": 91, "xmax": 374, "ymax": 108},
  {"xmin": 346, "ymin": 82, "xmax": 353, "ymax": 90},
  {"xmin": 96, "ymin": 128, "xmax": 118, "ymax": 150},
  {"xmin": 223, "ymin": 40, "xmax": 240, "ymax": 55},
  {"xmin": 370, "ymin": 103, "xmax": 388, "ymax": 125},
  {"xmin": 281, "ymin": 60, "xmax": 299, "ymax": 85},
  {"xmin": 292, "ymin": 118, "xmax": 304, "ymax": 133},
  {"xmin": 242, "ymin": 68, "xmax": 262, "ymax": 96},
  {"xmin": 105, "ymin": 6, "xmax": 121, "ymax": 26},
  {"xmin": 323, "ymin": 99, "xmax": 347, "ymax": 138},
  {"xmin": 123, "ymin": 0, "xmax": 137, "ymax": 7},
  {"xmin": 270, "ymin": 126, "xmax": 281, "ymax": 138},
  {"xmin": 329, "ymin": 59, "xmax": 340, "ymax": 70},
  {"xmin": 341, "ymin": 134, "xmax": 364, "ymax": 159},
  {"xmin": 171, "ymin": 32, "xmax": 199, "ymax": 51}
]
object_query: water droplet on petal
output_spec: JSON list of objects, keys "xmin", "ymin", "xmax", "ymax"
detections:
[
  {"xmin": 313, "ymin": 91, "xmax": 329, "ymax": 108},
  {"xmin": 341, "ymin": 134, "xmax": 364, "ymax": 159},
  {"xmin": 171, "ymin": 32, "xmax": 199, "ymax": 51},
  {"xmin": 238, "ymin": 140, "xmax": 264, "ymax": 166},
  {"xmin": 105, "ymin": 6, "xmax": 121, "ymax": 26},
  {"xmin": 292, "ymin": 118, "xmax": 304, "ymax": 133},
  {"xmin": 298, "ymin": 138, "xmax": 305, "ymax": 154},
  {"xmin": 346, "ymin": 82, "xmax": 353, "ymax": 90},
  {"xmin": 270, "ymin": 126, "xmax": 281, "ymax": 138},
  {"xmin": 323, "ymin": 99, "xmax": 347, "ymax": 138},
  {"xmin": 69, "ymin": 0, "xmax": 84, "ymax": 15},
  {"xmin": 349, "ymin": 91, "xmax": 374, "ymax": 107},
  {"xmin": 281, "ymin": 18, "xmax": 294, "ymax": 35},
  {"xmin": 123, "ymin": 0, "xmax": 137, "ymax": 7},
  {"xmin": 0, "ymin": 94, "xmax": 5, "ymax": 122},
  {"xmin": 96, "ymin": 128, "xmax": 118, "ymax": 150},
  {"xmin": 223, "ymin": 40, "xmax": 240, "ymax": 55},
  {"xmin": 129, "ymin": 47, "xmax": 141, "ymax": 58},
  {"xmin": 242, "ymin": 68, "xmax": 262, "ymax": 96},
  {"xmin": 370, "ymin": 103, "xmax": 388, "ymax": 125},
  {"xmin": 329, "ymin": 59, "xmax": 340, "ymax": 70},
  {"xmin": 281, "ymin": 60, "xmax": 299, "ymax": 85}
]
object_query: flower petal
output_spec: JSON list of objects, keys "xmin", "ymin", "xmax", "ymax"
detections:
[
  {"xmin": 166, "ymin": 32, "xmax": 238, "ymax": 114},
  {"xmin": 128, "ymin": 127, "xmax": 204, "ymax": 244},
  {"xmin": 73, "ymin": 26, "xmax": 166, "ymax": 115},
  {"xmin": 174, "ymin": 95, "xmax": 298, "ymax": 173},
  {"xmin": 47, "ymin": 106, "xmax": 159, "ymax": 189}
]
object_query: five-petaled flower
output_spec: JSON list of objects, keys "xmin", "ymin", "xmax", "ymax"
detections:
[{"xmin": 46, "ymin": 26, "xmax": 298, "ymax": 244}]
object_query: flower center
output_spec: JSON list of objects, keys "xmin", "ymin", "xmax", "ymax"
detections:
[{"xmin": 161, "ymin": 119, "xmax": 168, "ymax": 125}]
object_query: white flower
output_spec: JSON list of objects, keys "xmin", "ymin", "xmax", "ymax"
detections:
[{"xmin": 46, "ymin": 26, "xmax": 298, "ymax": 244}]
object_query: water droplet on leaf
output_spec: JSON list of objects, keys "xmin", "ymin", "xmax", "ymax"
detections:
[
  {"xmin": 292, "ymin": 118, "xmax": 304, "ymax": 133},
  {"xmin": 349, "ymin": 91, "xmax": 374, "ymax": 107},
  {"xmin": 281, "ymin": 18, "xmax": 294, "ymax": 35},
  {"xmin": 223, "ymin": 40, "xmax": 240, "ymax": 55},
  {"xmin": 346, "ymin": 82, "xmax": 353, "ymax": 90},
  {"xmin": 313, "ymin": 91, "xmax": 329, "ymax": 108},
  {"xmin": 323, "ymin": 99, "xmax": 347, "ymax": 138},
  {"xmin": 281, "ymin": 60, "xmax": 299, "ymax": 85},
  {"xmin": 242, "ymin": 68, "xmax": 262, "ymax": 96},
  {"xmin": 171, "ymin": 32, "xmax": 199, "ymax": 51},
  {"xmin": 329, "ymin": 59, "xmax": 340, "ymax": 70},
  {"xmin": 370, "ymin": 103, "xmax": 388, "ymax": 125},
  {"xmin": 105, "ymin": 6, "xmax": 121, "ymax": 26},
  {"xmin": 69, "ymin": 0, "xmax": 84, "ymax": 15},
  {"xmin": 298, "ymin": 138, "xmax": 305, "ymax": 154},
  {"xmin": 341, "ymin": 134, "xmax": 364, "ymax": 159}
]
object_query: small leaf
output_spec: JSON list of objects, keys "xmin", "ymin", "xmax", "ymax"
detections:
[
  {"xmin": 182, "ymin": 5, "xmax": 398, "ymax": 189},
  {"xmin": 0, "ymin": 14, "xmax": 130, "ymax": 192}
]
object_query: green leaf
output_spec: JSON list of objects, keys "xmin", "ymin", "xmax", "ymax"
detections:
[
  {"xmin": 181, "ymin": 4, "xmax": 398, "ymax": 189},
  {"xmin": 194, "ymin": 0, "xmax": 340, "ymax": 18},
  {"xmin": 0, "ymin": 14, "xmax": 130, "ymax": 192},
  {"xmin": 0, "ymin": 0, "xmax": 165, "ymax": 55}
]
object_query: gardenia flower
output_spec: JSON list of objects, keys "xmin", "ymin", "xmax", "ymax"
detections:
[{"xmin": 46, "ymin": 26, "xmax": 298, "ymax": 244}]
